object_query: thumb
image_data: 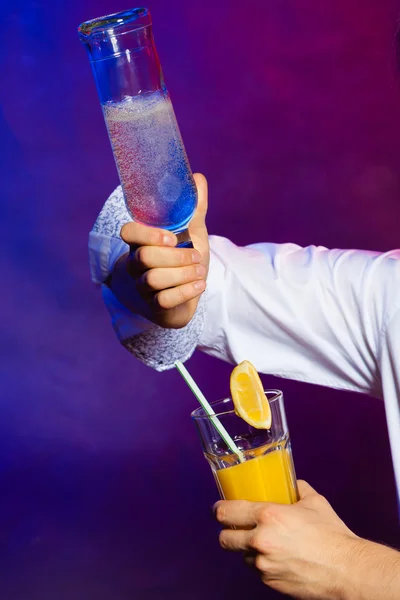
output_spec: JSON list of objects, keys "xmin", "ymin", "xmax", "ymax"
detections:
[
  {"xmin": 189, "ymin": 173, "xmax": 208, "ymax": 235},
  {"xmin": 297, "ymin": 480, "xmax": 319, "ymax": 500}
]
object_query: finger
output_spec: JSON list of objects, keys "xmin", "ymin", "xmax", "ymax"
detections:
[
  {"xmin": 191, "ymin": 173, "xmax": 208, "ymax": 228},
  {"xmin": 189, "ymin": 174, "xmax": 208, "ymax": 243},
  {"xmin": 121, "ymin": 221, "xmax": 178, "ymax": 247},
  {"xmin": 154, "ymin": 280, "xmax": 206, "ymax": 310},
  {"xmin": 214, "ymin": 500, "xmax": 264, "ymax": 528},
  {"xmin": 138, "ymin": 263, "xmax": 206, "ymax": 292},
  {"xmin": 128, "ymin": 246, "xmax": 202, "ymax": 275},
  {"xmin": 219, "ymin": 528, "xmax": 253, "ymax": 553},
  {"xmin": 297, "ymin": 480, "xmax": 319, "ymax": 499}
]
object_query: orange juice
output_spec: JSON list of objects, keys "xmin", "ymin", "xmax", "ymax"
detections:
[{"xmin": 215, "ymin": 444, "xmax": 298, "ymax": 504}]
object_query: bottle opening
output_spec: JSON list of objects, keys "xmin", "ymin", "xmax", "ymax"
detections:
[{"xmin": 78, "ymin": 7, "xmax": 151, "ymax": 40}]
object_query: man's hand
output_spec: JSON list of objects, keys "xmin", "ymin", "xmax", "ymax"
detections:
[
  {"xmin": 215, "ymin": 481, "xmax": 400, "ymax": 600},
  {"xmin": 110, "ymin": 173, "xmax": 209, "ymax": 329},
  {"xmin": 215, "ymin": 480, "xmax": 400, "ymax": 599}
]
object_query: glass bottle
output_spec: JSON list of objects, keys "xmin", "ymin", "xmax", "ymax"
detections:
[{"xmin": 78, "ymin": 8, "xmax": 197, "ymax": 245}]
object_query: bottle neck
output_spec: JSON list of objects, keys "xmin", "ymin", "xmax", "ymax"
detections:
[
  {"xmin": 82, "ymin": 24, "xmax": 154, "ymax": 63},
  {"xmin": 87, "ymin": 30, "xmax": 165, "ymax": 104},
  {"xmin": 79, "ymin": 9, "xmax": 165, "ymax": 104}
]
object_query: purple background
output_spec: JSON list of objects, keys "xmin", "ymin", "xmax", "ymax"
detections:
[{"xmin": 1, "ymin": 0, "xmax": 400, "ymax": 598}]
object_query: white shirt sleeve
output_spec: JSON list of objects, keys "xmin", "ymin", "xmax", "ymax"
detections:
[
  {"xmin": 379, "ymin": 307, "xmax": 400, "ymax": 503},
  {"xmin": 200, "ymin": 236, "xmax": 400, "ymax": 397}
]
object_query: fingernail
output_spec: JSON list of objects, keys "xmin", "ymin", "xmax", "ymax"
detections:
[
  {"xmin": 196, "ymin": 264, "xmax": 205, "ymax": 277},
  {"xmin": 213, "ymin": 502, "xmax": 221, "ymax": 517},
  {"xmin": 192, "ymin": 250, "xmax": 201, "ymax": 263},
  {"xmin": 163, "ymin": 235, "xmax": 175, "ymax": 246},
  {"xmin": 194, "ymin": 280, "xmax": 206, "ymax": 291}
]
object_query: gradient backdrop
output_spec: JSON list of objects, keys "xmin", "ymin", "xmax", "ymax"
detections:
[{"xmin": 1, "ymin": 1, "xmax": 400, "ymax": 598}]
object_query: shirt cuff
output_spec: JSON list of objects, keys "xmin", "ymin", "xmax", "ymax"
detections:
[
  {"xmin": 89, "ymin": 231, "xmax": 129, "ymax": 284},
  {"xmin": 121, "ymin": 291, "xmax": 207, "ymax": 371},
  {"xmin": 89, "ymin": 222, "xmax": 155, "ymax": 338},
  {"xmin": 89, "ymin": 188, "xmax": 206, "ymax": 369}
]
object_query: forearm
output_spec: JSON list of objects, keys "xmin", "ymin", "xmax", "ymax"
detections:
[{"xmin": 340, "ymin": 538, "xmax": 400, "ymax": 600}]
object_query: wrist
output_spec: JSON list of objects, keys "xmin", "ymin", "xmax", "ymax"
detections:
[
  {"xmin": 324, "ymin": 534, "xmax": 361, "ymax": 600},
  {"xmin": 336, "ymin": 536, "xmax": 400, "ymax": 600}
]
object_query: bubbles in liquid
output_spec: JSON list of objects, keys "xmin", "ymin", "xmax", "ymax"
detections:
[
  {"xmin": 157, "ymin": 172, "xmax": 182, "ymax": 203},
  {"xmin": 103, "ymin": 92, "xmax": 197, "ymax": 231}
]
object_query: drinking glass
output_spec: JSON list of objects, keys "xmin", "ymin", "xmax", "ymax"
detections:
[{"xmin": 192, "ymin": 391, "xmax": 299, "ymax": 504}]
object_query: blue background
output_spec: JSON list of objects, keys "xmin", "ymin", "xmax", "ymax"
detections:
[{"xmin": 1, "ymin": 0, "xmax": 399, "ymax": 598}]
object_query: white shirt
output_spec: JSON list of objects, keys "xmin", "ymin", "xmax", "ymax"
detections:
[{"xmin": 89, "ymin": 186, "xmax": 400, "ymax": 505}]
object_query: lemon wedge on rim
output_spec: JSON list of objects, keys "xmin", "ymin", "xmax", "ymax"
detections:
[{"xmin": 230, "ymin": 360, "xmax": 272, "ymax": 429}]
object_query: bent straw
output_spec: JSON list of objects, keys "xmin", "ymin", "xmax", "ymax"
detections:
[{"xmin": 175, "ymin": 360, "xmax": 244, "ymax": 462}]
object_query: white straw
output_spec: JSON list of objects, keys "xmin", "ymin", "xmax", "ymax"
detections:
[{"xmin": 175, "ymin": 360, "xmax": 244, "ymax": 462}]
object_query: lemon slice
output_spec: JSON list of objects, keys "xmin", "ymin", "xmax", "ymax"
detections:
[{"xmin": 230, "ymin": 361, "xmax": 272, "ymax": 429}]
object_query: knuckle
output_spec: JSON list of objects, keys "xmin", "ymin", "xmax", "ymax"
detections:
[
  {"xmin": 176, "ymin": 266, "xmax": 191, "ymax": 286},
  {"xmin": 149, "ymin": 230, "xmax": 162, "ymax": 245},
  {"xmin": 309, "ymin": 493, "xmax": 327, "ymax": 509},
  {"xmin": 182, "ymin": 266, "xmax": 193, "ymax": 282},
  {"xmin": 178, "ymin": 250, "xmax": 188, "ymax": 266},
  {"xmin": 135, "ymin": 246, "xmax": 150, "ymax": 266},
  {"xmin": 190, "ymin": 264, "xmax": 202, "ymax": 280},
  {"xmin": 155, "ymin": 291, "xmax": 170, "ymax": 310},
  {"xmin": 257, "ymin": 506, "xmax": 271, "ymax": 525},
  {"xmin": 218, "ymin": 531, "xmax": 229, "ymax": 550},
  {"xmin": 254, "ymin": 554, "xmax": 268, "ymax": 573},
  {"xmin": 143, "ymin": 269, "xmax": 157, "ymax": 289},
  {"xmin": 249, "ymin": 531, "xmax": 261, "ymax": 552},
  {"xmin": 134, "ymin": 246, "xmax": 144, "ymax": 264},
  {"xmin": 318, "ymin": 493, "xmax": 329, "ymax": 505},
  {"xmin": 261, "ymin": 573, "xmax": 275, "ymax": 588},
  {"xmin": 176, "ymin": 285, "xmax": 190, "ymax": 304},
  {"xmin": 250, "ymin": 530, "xmax": 269, "ymax": 554}
]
